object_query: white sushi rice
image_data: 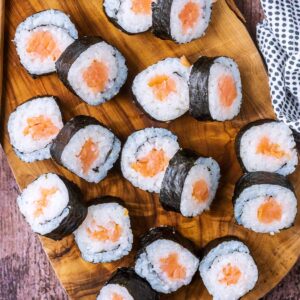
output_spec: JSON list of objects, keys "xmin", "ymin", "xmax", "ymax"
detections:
[
  {"xmin": 121, "ymin": 128, "xmax": 180, "ymax": 193},
  {"xmin": 239, "ymin": 122, "xmax": 298, "ymax": 175},
  {"xmin": 104, "ymin": 0, "xmax": 153, "ymax": 33},
  {"xmin": 132, "ymin": 58, "xmax": 191, "ymax": 121},
  {"xmin": 208, "ymin": 57, "xmax": 242, "ymax": 121},
  {"xmin": 60, "ymin": 124, "xmax": 121, "ymax": 183},
  {"xmin": 74, "ymin": 202, "xmax": 133, "ymax": 263},
  {"xmin": 17, "ymin": 173, "xmax": 69, "ymax": 235},
  {"xmin": 234, "ymin": 184, "xmax": 297, "ymax": 234},
  {"xmin": 7, "ymin": 96, "xmax": 63, "ymax": 162},
  {"xmin": 170, "ymin": 0, "xmax": 212, "ymax": 44},
  {"xmin": 199, "ymin": 240, "xmax": 258, "ymax": 300},
  {"xmin": 97, "ymin": 284, "xmax": 133, "ymax": 300},
  {"xmin": 180, "ymin": 157, "xmax": 220, "ymax": 217},
  {"xmin": 135, "ymin": 239, "xmax": 199, "ymax": 293},
  {"xmin": 67, "ymin": 42, "xmax": 128, "ymax": 105}
]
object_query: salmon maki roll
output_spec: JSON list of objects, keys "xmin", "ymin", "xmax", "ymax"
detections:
[{"xmin": 14, "ymin": 9, "xmax": 78, "ymax": 76}]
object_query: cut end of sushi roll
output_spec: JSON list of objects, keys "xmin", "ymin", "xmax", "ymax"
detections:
[
  {"xmin": 14, "ymin": 9, "xmax": 78, "ymax": 76},
  {"xmin": 135, "ymin": 226, "xmax": 199, "ymax": 294},
  {"xmin": 152, "ymin": 0, "xmax": 213, "ymax": 44},
  {"xmin": 132, "ymin": 57, "xmax": 191, "ymax": 122},
  {"xmin": 199, "ymin": 237, "xmax": 258, "ymax": 300},
  {"xmin": 17, "ymin": 173, "xmax": 87, "ymax": 240},
  {"xmin": 50, "ymin": 115, "xmax": 121, "ymax": 183},
  {"xmin": 121, "ymin": 128, "xmax": 180, "ymax": 193},
  {"xmin": 74, "ymin": 197, "xmax": 133, "ymax": 263},
  {"xmin": 160, "ymin": 149, "xmax": 220, "ymax": 217},
  {"xmin": 103, "ymin": 0, "xmax": 154, "ymax": 34},
  {"xmin": 233, "ymin": 172, "xmax": 297, "ymax": 234},
  {"xmin": 189, "ymin": 56, "xmax": 242, "ymax": 121},
  {"xmin": 236, "ymin": 120, "xmax": 298, "ymax": 176},
  {"xmin": 8, "ymin": 96, "xmax": 63, "ymax": 162},
  {"xmin": 56, "ymin": 36, "xmax": 128, "ymax": 105}
]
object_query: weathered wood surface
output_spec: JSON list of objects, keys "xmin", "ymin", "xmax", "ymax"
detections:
[{"xmin": 1, "ymin": 0, "xmax": 300, "ymax": 299}]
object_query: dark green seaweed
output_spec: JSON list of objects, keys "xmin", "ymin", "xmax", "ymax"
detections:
[{"xmin": 87, "ymin": 196, "xmax": 126, "ymax": 208}]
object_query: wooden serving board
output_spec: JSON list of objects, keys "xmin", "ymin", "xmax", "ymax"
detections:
[{"xmin": 2, "ymin": 0, "xmax": 300, "ymax": 299}]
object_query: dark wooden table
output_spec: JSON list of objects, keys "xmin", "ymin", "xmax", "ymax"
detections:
[{"xmin": 1, "ymin": 1, "xmax": 300, "ymax": 299}]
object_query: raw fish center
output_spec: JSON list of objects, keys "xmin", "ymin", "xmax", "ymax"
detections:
[
  {"xmin": 159, "ymin": 253, "xmax": 187, "ymax": 281},
  {"xmin": 256, "ymin": 136, "xmax": 287, "ymax": 159},
  {"xmin": 257, "ymin": 197, "xmax": 282, "ymax": 224},
  {"xmin": 218, "ymin": 74, "xmax": 237, "ymax": 107},
  {"xmin": 192, "ymin": 179, "xmax": 209, "ymax": 202},
  {"xmin": 179, "ymin": 2, "xmax": 201, "ymax": 34},
  {"xmin": 87, "ymin": 220, "xmax": 122, "ymax": 242},
  {"xmin": 34, "ymin": 187, "xmax": 58, "ymax": 218},
  {"xmin": 131, "ymin": 0, "xmax": 152, "ymax": 15},
  {"xmin": 218, "ymin": 263, "xmax": 241, "ymax": 286},
  {"xmin": 148, "ymin": 75, "xmax": 177, "ymax": 101},
  {"xmin": 77, "ymin": 138, "xmax": 99, "ymax": 175}
]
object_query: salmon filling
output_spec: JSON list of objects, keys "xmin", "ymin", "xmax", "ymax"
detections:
[
  {"xmin": 192, "ymin": 179, "xmax": 209, "ymax": 203},
  {"xmin": 219, "ymin": 263, "xmax": 242, "ymax": 286},
  {"xmin": 27, "ymin": 31, "xmax": 61, "ymax": 61},
  {"xmin": 218, "ymin": 74, "xmax": 237, "ymax": 107},
  {"xmin": 23, "ymin": 115, "xmax": 59, "ymax": 141},
  {"xmin": 257, "ymin": 197, "xmax": 282, "ymax": 224},
  {"xmin": 148, "ymin": 75, "xmax": 177, "ymax": 101},
  {"xmin": 77, "ymin": 139, "xmax": 99, "ymax": 175},
  {"xmin": 87, "ymin": 220, "xmax": 122, "ymax": 242},
  {"xmin": 179, "ymin": 2, "xmax": 201, "ymax": 34},
  {"xmin": 131, "ymin": 149, "xmax": 169, "ymax": 177},
  {"xmin": 83, "ymin": 60, "xmax": 109, "ymax": 93},
  {"xmin": 131, "ymin": 0, "xmax": 152, "ymax": 14},
  {"xmin": 112, "ymin": 293, "xmax": 124, "ymax": 300},
  {"xmin": 34, "ymin": 187, "xmax": 58, "ymax": 218},
  {"xmin": 256, "ymin": 136, "xmax": 287, "ymax": 159},
  {"xmin": 160, "ymin": 253, "xmax": 187, "ymax": 281}
]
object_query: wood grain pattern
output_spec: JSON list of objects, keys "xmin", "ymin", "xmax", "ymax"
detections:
[{"xmin": 1, "ymin": 0, "xmax": 300, "ymax": 299}]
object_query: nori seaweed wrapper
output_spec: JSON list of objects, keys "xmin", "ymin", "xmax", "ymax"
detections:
[{"xmin": 88, "ymin": 196, "xmax": 126, "ymax": 208}]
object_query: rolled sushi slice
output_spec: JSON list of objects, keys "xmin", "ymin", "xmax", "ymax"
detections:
[
  {"xmin": 160, "ymin": 149, "xmax": 220, "ymax": 217},
  {"xmin": 152, "ymin": 0, "xmax": 213, "ymax": 44},
  {"xmin": 74, "ymin": 197, "xmax": 133, "ymax": 263},
  {"xmin": 56, "ymin": 36, "xmax": 128, "ymax": 106},
  {"xmin": 233, "ymin": 172, "xmax": 297, "ymax": 234},
  {"xmin": 189, "ymin": 56, "xmax": 242, "ymax": 121},
  {"xmin": 97, "ymin": 268, "xmax": 159, "ymax": 300},
  {"xmin": 103, "ymin": 0, "xmax": 154, "ymax": 34},
  {"xmin": 14, "ymin": 9, "xmax": 78, "ymax": 76},
  {"xmin": 132, "ymin": 57, "xmax": 191, "ymax": 122},
  {"xmin": 235, "ymin": 119, "xmax": 298, "ymax": 176},
  {"xmin": 121, "ymin": 128, "xmax": 180, "ymax": 193},
  {"xmin": 199, "ymin": 237, "xmax": 258, "ymax": 300},
  {"xmin": 7, "ymin": 96, "xmax": 63, "ymax": 162},
  {"xmin": 50, "ymin": 115, "xmax": 121, "ymax": 183},
  {"xmin": 135, "ymin": 226, "xmax": 200, "ymax": 294},
  {"xmin": 17, "ymin": 173, "xmax": 87, "ymax": 240}
]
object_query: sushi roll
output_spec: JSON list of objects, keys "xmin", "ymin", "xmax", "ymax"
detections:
[
  {"xmin": 121, "ymin": 128, "xmax": 180, "ymax": 193},
  {"xmin": 152, "ymin": 0, "xmax": 213, "ymax": 44},
  {"xmin": 56, "ymin": 36, "xmax": 128, "ymax": 106},
  {"xmin": 233, "ymin": 172, "xmax": 298, "ymax": 234},
  {"xmin": 50, "ymin": 115, "xmax": 121, "ymax": 183},
  {"xmin": 74, "ymin": 196, "xmax": 133, "ymax": 263},
  {"xmin": 135, "ymin": 226, "xmax": 200, "ymax": 294},
  {"xmin": 14, "ymin": 9, "xmax": 78, "ymax": 76},
  {"xmin": 103, "ymin": 0, "xmax": 154, "ymax": 34},
  {"xmin": 160, "ymin": 149, "xmax": 220, "ymax": 217},
  {"xmin": 7, "ymin": 96, "xmax": 63, "ymax": 162},
  {"xmin": 189, "ymin": 56, "xmax": 242, "ymax": 121},
  {"xmin": 199, "ymin": 237, "xmax": 258, "ymax": 300},
  {"xmin": 97, "ymin": 268, "xmax": 159, "ymax": 300},
  {"xmin": 17, "ymin": 173, "xmax": 87, "ymax": 240},
  {"xmin": 132, "ymin": 57, "xmax": 191, "ymax": 122},
  {"xmin": 235, "ymin": 120, "xmax": 298, "ymax": 176}
]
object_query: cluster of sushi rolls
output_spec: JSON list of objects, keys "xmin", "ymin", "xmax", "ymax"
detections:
[
  {"xmin": 17, "ymin": 173, "xmax": 87, "ymax": 240},
  {"xmin": 160, "ymin": 149, "xmax": 220, "ymax": 217},
  {"xmin": 199, "ymin": 237, "xmax": 258, "ymax": 300},
  {"xmin": 74, "ymin": 196, "xmax": 133, "ymax": 263},
  {"xmin": 152, "ymin": 0, "xmax": 213, "ymax": 44},
  {"xmin": 121, "ymin": 127, "xmax": 180, "ymax": 193},
  {"xmin": 56, "ymin": 36, "xmax": 128, "ymax": 106},
  {"xmin": 97, "ymin": 268, "xmax": 159, "ymax": 300},
  {"xmin": 14, "ymin": 9, "xmax": 78, "ymax": 76},
  {"xmin": 233, "ymin": 172, "xmax": 298, "ymax": 234},
  {"xmin": 134, "ymin": 226, "xmax": 200, "ymax": 294},
  {"xmin": 189, "ymin": 56, "xmax": 242, "ymax": 121},
  {"xmin": 236, "ymin": 119, "xmax": 298, "ymax": 175},
  {"xmin": 132, "ymin": 57, "xmax": 191, "ymax": 122},
  {"xmin": 50, "ymin": 115, "xmax": 121, "ymax": 183},
  {"xmin": 7, "ymin": 96, "xmax": 63, "ymax": 162}
]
